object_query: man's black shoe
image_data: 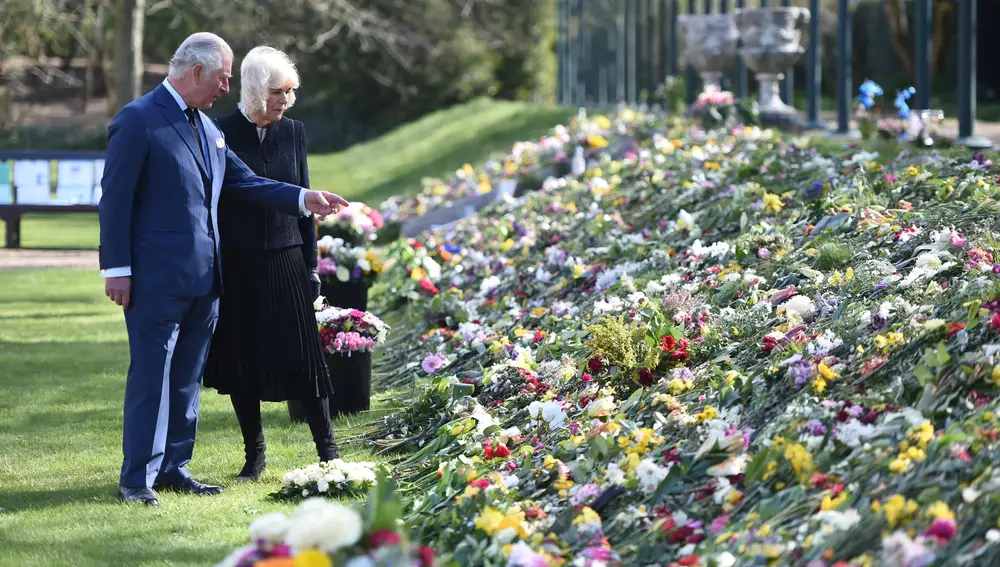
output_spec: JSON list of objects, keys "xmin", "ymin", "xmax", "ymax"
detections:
[
  {"xmin": 153, "ymin": 477, "xmax": 223, "ymax": 496},
  {"xmin": 119, "ymin": 486, "xmax": 159, "ymax": 506}
]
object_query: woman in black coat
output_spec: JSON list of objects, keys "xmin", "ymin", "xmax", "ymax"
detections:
[{"xmin": 203, "ymin": 46, "xmax": 337, "ymax": 481}]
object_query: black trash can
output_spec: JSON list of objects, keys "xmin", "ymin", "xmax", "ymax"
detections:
[
  {"xmin": 320, "ymin": 277, "xmax": 369, "ymax": 311},
  {"xmin": 326, "ymin": 350, "xmax": 373, "ymax": 417}
]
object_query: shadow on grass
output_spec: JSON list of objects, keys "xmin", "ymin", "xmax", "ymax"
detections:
[
  {"xmin": 0, "ymin": 483, "xmax": 123, "ymax": 513},
  {"xmin": 0, "ymin": 311, "xmax": 105, "ymax": 321}
]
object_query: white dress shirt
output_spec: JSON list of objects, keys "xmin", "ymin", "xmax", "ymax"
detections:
[{"xmin": 100, "ymin": 80, "xmax": 310, "ymax": 279}]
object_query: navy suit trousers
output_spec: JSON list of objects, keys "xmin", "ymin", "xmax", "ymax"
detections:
[{"xmin": 120, "ymin": 289, "xmax": 219, "ymax": 488}]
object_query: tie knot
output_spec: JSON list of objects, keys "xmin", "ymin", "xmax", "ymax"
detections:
[{"xmin": 184, "ymin": 107, "xmax": 197, "ymax": 125}]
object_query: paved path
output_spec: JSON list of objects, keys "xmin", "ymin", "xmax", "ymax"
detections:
[
  {"xmin": 815, "ymin": 111, "xmax": 1000, "ymax": 144},
  {"xmin": 0, "ymin": 249, "xmax": 98, "ymax": 270}
]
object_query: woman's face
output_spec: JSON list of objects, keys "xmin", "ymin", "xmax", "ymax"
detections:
[{"xmin": 263, "ymin": 79, "xmax": 295, "ymax": 122}]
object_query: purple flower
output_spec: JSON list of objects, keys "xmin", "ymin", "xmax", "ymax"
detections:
[
  {"xmin": 352, "ymin": 265, "xmax": 363, "ymax": 279},
  {"xmin": 789, "ymin": 359, "xmax": 814, "ymax": 388},
  {"xmin": 802, "ymin": 419, "xmax": 827, "ymax": 436}
]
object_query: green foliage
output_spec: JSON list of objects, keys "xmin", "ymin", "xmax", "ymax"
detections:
[
  {"xmin": 813, "ymin": 241, "xmax": 855, "ymax": 271},
  {"xmin": 585, "ymin": 315, "xmax": 661, "ymax": 382}
]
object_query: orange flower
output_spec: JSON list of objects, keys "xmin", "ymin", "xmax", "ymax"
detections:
[{"xmin": 256, "ymin": 558, "xmax": 296, "ymax": 567}]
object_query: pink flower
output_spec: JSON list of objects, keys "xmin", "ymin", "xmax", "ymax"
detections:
[
  {"xmin": 923, "ymin": 518, "xmax": 957, "ymax": 543},
  {"xmin": 422, "ymin": 353, "xmax": 448, "ymax": 374},
  {"xmin": 710, "ymin": 515, "xmax": 730, "ymax": 533},
  {"xmin": 950, "ymin": 231, "xmax": 968, "ymax": 249}
]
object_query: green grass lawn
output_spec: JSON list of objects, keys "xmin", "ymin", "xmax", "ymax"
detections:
[
  {"xmin": 0, "ymin": 98, "xmax": 572, "ymax": 250},
  {"xmin": 0, "ymin": 268, "xmax": 399, "ymax": 566}
]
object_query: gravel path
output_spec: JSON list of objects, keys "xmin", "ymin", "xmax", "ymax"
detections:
[{"xmin": 0, "ymin": 249, "xmax": 98, "ymax": 270}]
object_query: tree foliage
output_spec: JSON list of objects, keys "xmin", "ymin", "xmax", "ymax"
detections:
[{"xmin": 1, "ymin": 0, "xmax": 558, "ymax": 151}]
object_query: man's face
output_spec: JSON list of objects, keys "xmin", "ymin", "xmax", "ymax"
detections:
[{"xmin": 192, "ymin": 53, "xmax": 232, "ymax": 109}]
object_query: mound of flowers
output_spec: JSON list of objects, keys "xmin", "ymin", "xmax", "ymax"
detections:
[
  {"xmin": 376, "ymin": 112, "xmax": 625, "ymax": 226},
  {"xmin": 362, "ymin": 108, "xmax": 1000, "ymax": 566}
]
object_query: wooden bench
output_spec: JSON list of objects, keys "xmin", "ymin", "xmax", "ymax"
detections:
[{"xmin": 0, "ymin": 150, "xmax": 104, "ymax": 249}]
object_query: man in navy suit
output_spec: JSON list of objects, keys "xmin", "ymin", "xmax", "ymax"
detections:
[{"xmin": 98, "ymin": 32, "xmax": 349, "ymax": 506}]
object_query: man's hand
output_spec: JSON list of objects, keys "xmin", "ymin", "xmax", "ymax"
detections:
[
  {"xmin": 105, "ymin": 276, "xmax": 132, "ymax": 309},
  {"xmin": 304, "ymin": 191, "xmax": 350, "ymax": 219}
]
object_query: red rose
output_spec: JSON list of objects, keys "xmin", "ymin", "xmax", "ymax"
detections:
[
  {"xmin": 660, "ymin": 335, "xmax": 676, "ymax": 352},
  {"xmin": 418, "ymin": 545, "xmax": 436, "ymax": 566},
  {"xmin": 368, "ymin": 529, "xmax": 402, "ymax": 548},
  {"xmin": 638, "ymin": 368, "xmax": 655, "ymax": 388},
  {"xmin": 419, "ymin": 278, "xmax": 440, "ymax": 296},
  {"xmin": 677, "ymin": 555, "xmax": 701, "ymax": 566},
  {"xmin": 588, "ymin": 358, "xmax": 604, "ymax": 372},
  {"xmin": 581, "ymin": 373, "xmax": 593, "ymax": 383}
]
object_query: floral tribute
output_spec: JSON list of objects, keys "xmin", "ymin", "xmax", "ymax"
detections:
[
  {"xmin": 278, "ymin": 459, "xmax": 378, "ymax": 499},
  {"xmin": 357, "ymin": 107, "xmax": 1000, "ymax": 566},
  {"xmin": 217, "ymin": 472, "xmax": 436, "ymax": 567},
  {"xmin": 315, "ymin": 304, "xmax": 390, "ymax": 355},
  {"xmin": 376, "ymin": 113, "xmax": 622, "ymax": 225},
  {"xmin": 317, "ymin": 202, "xmax": 385, "ymax": 242},
  {"xmin": 316, "ymin": 236, "xmax": 385, "ymax": 286}
]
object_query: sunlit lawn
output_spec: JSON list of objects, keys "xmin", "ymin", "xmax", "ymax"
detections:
[{"xmin": 0, "ymin": 268, "xmax": 398, "ymax": 566}]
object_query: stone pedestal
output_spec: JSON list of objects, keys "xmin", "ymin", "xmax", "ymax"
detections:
[
  {"xmin": 677, "ymin": 14, "xmax": 739, "ymax": 92},
  {"xmin": 732, "ymin": 7, "xmax": 811, "ymax": 129}
]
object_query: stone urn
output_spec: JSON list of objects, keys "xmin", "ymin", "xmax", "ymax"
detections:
[
  {"xmin": 677, "ymin": 14, "xmax": 740, "ymax": 91},
  {"xmin": 732, "ymin": 7, "xmax": 810, "ymax": 126}
]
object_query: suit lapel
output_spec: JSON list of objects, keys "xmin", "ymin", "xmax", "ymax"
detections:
[{"xmin": 155, "ymin": 87, "xmax": 210, "ymax": 180}]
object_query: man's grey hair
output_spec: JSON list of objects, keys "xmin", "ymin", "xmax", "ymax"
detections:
[
  {"xmin": 168, "ymin": 32, "xmax": 233, "ymax": 78},
  {"xmin": 239, "ymin": 46, "xmax": 300, "ymax": 117}
]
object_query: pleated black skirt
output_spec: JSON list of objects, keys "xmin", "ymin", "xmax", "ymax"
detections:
[{"xmin": 203, "ymin": 245, "xmax": 332, "ymax": 402}]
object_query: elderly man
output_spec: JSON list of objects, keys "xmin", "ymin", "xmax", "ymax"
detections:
[{"xmin": 98, "ymin": 32, "xmax": 348, "ymax": 506}]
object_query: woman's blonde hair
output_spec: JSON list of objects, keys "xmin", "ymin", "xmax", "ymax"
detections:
[{"xmin": 239, "ymin": 46, "xmax": 300, "ymax": 116}]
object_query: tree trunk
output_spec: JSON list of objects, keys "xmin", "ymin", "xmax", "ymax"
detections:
[
  {"xmin": 930, "ymin": 1, "xmax": 955, "ymax": 75},
  {"xmin": 113, "ymin": 0, "xmax": 145, "ymax": 114},
  {"xmin": 882, "ymin": 0, "xmax": 913, "ymax": 77}
]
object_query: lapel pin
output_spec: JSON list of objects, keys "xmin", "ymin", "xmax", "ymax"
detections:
[{"xmin": 216, "ymin": 137, "xmax": 225, "ymax": 148}]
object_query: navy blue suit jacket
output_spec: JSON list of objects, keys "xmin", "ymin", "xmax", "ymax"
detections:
[{"xmin": 98, "ymin": 83, "xmax": 304, "ymax": 297}]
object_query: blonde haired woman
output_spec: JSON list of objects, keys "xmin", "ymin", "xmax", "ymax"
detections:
[{"xmin": 203, "ymin": 46, "xmax": 337, "ymax": 482}]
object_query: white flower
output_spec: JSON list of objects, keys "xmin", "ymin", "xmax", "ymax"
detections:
[
  {"xmin": 508, "ymin": 541, "xmax": 547, "ymax": 567},
  {"xmin": 249, "ymin": 512, "xmax": 291, "ymax": 544},
  {"xmin": 594, "ymin": 296, "xmax": 624, "ymax": 316},
  {"xmin": 335, "ymin": 265, "xmax": 351, "ymax": 282},
  {"xmin": 214, "ymin": 545, "xmax": 257, "ymax": 567},
  {"xmin": 480, "ymin": 275, "xmax": 502, "ymax": 295},
  {"xmin": 781, "ymin": 295, "xmax": 815, "ymax": 318},
  {"xmin": 676, "ymin": 209, "xmax": 695, "ymax": 230},
  {"xmin": 528, "ymin": 400, "xmax": 566, "ymax": 428},
  {"xmin": 344, "ymin": 557, "xmax": 377, "ymax": 567},
  {"xmin": 285, "ymin": 498, "xmax": 363, "ymax": 553},
  {"xmin": 605, "ymin": 463, "xmax": 625, "ymax": 485},
  {"xmin": 316, "ymin": 478, "xmax": 330, "ymax": 493},
  {"xmin": 835, "ymin": 419, "xmax": 876, "ymax": 448},
  {"xmin": 587, "ymin": 396, "xmax": 617, "ymax": 417},
  {"xmin": 636, "ymin": 459, "xmax": 670, "ymax": 493},
  {"xmin": 716, "ymin": 552, "xmax": 737, "ymax": 567}
]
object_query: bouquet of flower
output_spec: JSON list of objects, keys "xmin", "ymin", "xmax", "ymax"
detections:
[
  {"xmin": 316, "ymin": 305, "xmax": 390, "ymax": 355},
  {"xmin": 278, "ymin": 459, "xmax": 378, "ymax": 499},
  {"xmin": 316, "ymin": 236, "xmax": 384, "ymax": 287},
  {"xmin": 217, "ymin": 471, "xmax": 436, "ymax": 567},
  {"xmin": 317, "ymin": 202, "xmax": 384, "ymax": 243}
]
